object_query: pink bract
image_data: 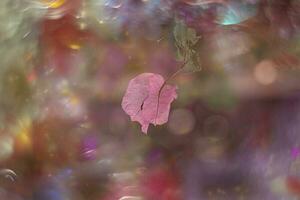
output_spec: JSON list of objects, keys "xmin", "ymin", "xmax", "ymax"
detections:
[{"xmin": 122, "ymin": 73, "xmax": 177, "ymax": 133}]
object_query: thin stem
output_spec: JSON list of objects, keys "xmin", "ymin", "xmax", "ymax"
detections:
[
  {"xmin": 159, "ymin": 60, "xmax": 188, "ymax": 95},
  {"xmin": 154, "ymin": 60, "xmax": 188, "ymax": 125}
]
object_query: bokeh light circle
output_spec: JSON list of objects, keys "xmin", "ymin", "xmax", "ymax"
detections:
[{"xmin": 168, "ymin": 108, "xmax": 195, "ymax": 135}]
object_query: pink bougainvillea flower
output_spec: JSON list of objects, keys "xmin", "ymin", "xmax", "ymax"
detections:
[{"xmin": 122, "ymin": 73, "xmax": 177, "ymax": 133}]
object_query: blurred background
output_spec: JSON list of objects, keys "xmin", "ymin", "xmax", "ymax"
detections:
[{"xmin": 0, "ymin": 0, "xmax": 300, "ymax": 199}]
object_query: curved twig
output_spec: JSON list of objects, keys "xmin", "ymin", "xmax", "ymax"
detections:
[{"xmin": 154, "ymin": 60, "xmax": 188, "ymax": 125}]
